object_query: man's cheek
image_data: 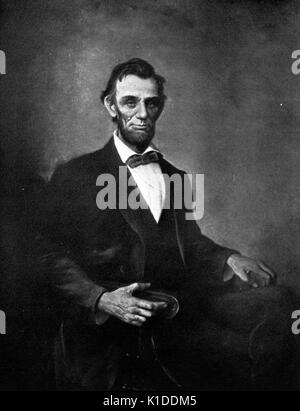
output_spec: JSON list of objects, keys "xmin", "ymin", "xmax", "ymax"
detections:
[
  {"xmin": 116, "ymin": 106, "xmax": 133, "ymax": 122},
  {"xmin": 123, "ymin": 113, "xmax": 135, "ymax": 123},
  {"xmin": 119, "ymin": 114, "xmax": 132, "ymax": 126},
  {"xmin": 121, "ymin": 106, "xmax": 135, "ymax": 117},
  {"xmin": 151, "ymin": 110, "xmax": 160, "ymax": 121}
]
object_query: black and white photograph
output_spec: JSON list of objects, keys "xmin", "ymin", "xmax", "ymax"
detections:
[{"xmin": 0, "ymin": 0, "xmax": 300, "ymax": 394}]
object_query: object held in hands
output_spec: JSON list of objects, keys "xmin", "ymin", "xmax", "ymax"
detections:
[{"xmin": 101, "ymin": 281, "xmax": 179, "ymax": 320}]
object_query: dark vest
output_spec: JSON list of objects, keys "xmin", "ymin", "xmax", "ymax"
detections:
[
  {"xmin": 113, "ymin": 206, "xmax": 186, "ymax": 390},
  {"xmin": 135, "ymin": 205, "xmax": 186, "ymax": 292}
]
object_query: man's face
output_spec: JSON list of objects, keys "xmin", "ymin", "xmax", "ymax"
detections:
[{"xmin": 106, "ymin": 75, "xmax": 163, "ymax": 152}]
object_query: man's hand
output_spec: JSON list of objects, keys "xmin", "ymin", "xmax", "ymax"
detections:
[
  {"xmin": 98, "ymin": 282, "xmax": 167, "ymax": 327},
  {"xmin": 226, "ymin": 254, "xmax": 276, "ymax": 288}
]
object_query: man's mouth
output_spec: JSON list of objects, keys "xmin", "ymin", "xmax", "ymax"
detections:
[{"xmin": 131, "ymin": 124, "xmax": 149, "ymax": 130}]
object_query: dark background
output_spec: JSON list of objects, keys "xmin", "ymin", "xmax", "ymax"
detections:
[{"xmin": 0, "ymin": 0, "xmax": 299, "ymax": 388}]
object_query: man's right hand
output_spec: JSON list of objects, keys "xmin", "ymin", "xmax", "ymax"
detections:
[{"xmin": 98, "ymin": 282, "xmax": 167, "ymax": 327}]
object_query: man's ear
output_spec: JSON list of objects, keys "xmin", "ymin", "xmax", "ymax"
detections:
[{"xmin": 104, "ymin": 95, "xmax": 117, "ymax": 119}]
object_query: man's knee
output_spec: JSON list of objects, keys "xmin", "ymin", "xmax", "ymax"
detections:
[{"xmin": 209, "ymin": 285, "xmax": 296, "ymax": 334}]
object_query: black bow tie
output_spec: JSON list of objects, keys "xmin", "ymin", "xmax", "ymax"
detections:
[{"xmin": 126, "ymin": 150, "xmax": 162, "ymax": 168}]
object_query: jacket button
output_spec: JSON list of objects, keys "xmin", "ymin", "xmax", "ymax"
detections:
[{"xmin": 120, "ymin": 265, "xmax": 126, "ymax": 274}]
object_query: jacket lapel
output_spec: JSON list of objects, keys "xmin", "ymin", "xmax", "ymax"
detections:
[
  {"xmin": 98, "ymin": 138, "xmax": 146, "ymax": 276},
  {"xmin": 159, "ymin": 159, "xmax": 187, "ymax": 267}
]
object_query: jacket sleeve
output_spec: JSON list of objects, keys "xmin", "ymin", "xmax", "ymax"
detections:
[
  {"xmin": 184, "ymin": 218, "xmax": 238, "ymax": 287},
  {"xmin": 36, "ymin": 164, "xmax": 107, "ymax": 323},
  {"xmin": 179, "ymin": 171, "xmax": 238, "ymax": 287}
]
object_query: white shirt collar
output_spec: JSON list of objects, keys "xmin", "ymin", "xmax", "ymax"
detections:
[{"xmin": 113, "ymin": 130, "xmax": 160, "ymax": 164}]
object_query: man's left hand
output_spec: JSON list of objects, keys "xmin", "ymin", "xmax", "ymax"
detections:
[{"xmin": 226, "ymin": 254, "xmax": 276, "ymax": 288}]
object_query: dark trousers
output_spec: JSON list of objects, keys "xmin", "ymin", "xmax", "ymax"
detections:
[{"xmin": 153, "ymin": 282, "xmax": 300, "ymax": 390}]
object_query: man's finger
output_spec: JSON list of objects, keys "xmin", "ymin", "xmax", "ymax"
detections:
[
  {"xmin": 248, "ymin": 270, "xmax": 270, "ymax": 287},
  {"xmin": 134, "ymin": 297, "xmax": 167, "ymax": 311},
  {"xmin": 255, "ymin": 267, "xmax": 271, "ymax": 285},
  {"xmin": 258, "ymin": 261, "xmax": 276, "ymax": 279},
  {"xmin": 130, "ymin": 307, "xmax": 153, "ymax": 318},
  {"xmin": 124, "ymin": 313, "xmax": 146, "ymax": 325},
  {"xmin": 236, "ymin": 270, "xmax": 249, "ymax": 282},
  {"xmin": 126, "ymin": 282, "xmax": 151, "ymax": 294},
  {"xmin": 131, "ymin": 321, "xmax": 143, "ymax": 327},
  {"xmin": 147, "ymin": 301, "xmax": 168, "ymax": 311}
]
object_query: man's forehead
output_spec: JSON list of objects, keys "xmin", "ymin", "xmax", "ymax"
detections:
[{"xmin": 115, "ymin": 75, "xmax": 158, "ymax": 97}]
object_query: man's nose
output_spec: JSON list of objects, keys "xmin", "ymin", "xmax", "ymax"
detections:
[{"xmin": 136, "ymin": 102, "xmax": 148, "ymax": 120}]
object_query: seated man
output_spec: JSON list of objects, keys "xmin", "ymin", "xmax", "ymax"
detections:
[{"xmin": 37, "ymin": 58, "xmax": 297, "ymax": 390}]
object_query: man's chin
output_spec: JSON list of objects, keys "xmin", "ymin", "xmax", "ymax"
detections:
[{"xmin": 125, "ymin": 129, "xmax": 154, "ymax": 146}]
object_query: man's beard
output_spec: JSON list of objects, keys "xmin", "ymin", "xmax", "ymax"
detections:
[{"xmin": 116, "ymin": 116, "xmax": 155, "ymax": 152}]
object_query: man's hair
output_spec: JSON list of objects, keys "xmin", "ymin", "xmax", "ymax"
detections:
[{"xmin": 100, "ymin": 58, "xmax": 166, "ymax": 104}]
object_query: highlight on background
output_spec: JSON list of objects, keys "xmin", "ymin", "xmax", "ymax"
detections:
[
  {"xmin": 0, "ymin": 50, "xmax": 6, "ymax": 74},
  {"xmin": 0, "ymin": 310, "xmax": 6, "ymax": 335}
]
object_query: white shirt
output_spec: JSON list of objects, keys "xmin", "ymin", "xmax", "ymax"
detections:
[{"xmin": 113, "ymin": 131, "xmax": 166, "ymax": 223}]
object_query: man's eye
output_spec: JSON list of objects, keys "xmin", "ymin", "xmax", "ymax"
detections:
[
  {"xmin": 147, "ymin": 100, "xmax": 159, "ymax": 109},
  {"xmin": 125, "ymin": 101, "xmax": 136, "ymax": 108}
]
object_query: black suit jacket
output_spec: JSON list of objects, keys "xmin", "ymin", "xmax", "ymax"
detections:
[{"xmin": 38, "ymin": 137, "xmax": 236, "ymax": 389}]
